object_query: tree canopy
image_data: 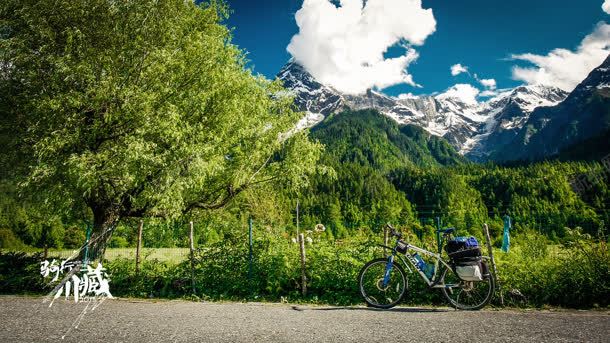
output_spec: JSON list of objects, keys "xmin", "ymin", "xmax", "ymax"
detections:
[{"xmin": 0, "ymin": 0, "xmax": 321, "ymax": 258}]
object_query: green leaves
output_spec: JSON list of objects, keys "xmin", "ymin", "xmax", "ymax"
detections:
[{"xmin": 1, "ymin": 0, "xmax": 321, "ymax": 230}]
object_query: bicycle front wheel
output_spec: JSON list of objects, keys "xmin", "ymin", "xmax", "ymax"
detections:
[
  {"xmin": 440, "ymin": 266, "xmax": 495, "ymax": 310},
  {"xmin": 358, "ymin": 258, "xmax": 407, "ymax": 309}
]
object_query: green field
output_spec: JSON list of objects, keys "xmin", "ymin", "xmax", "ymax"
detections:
[{"xmin": 2, "ymin": 248, "xmax": 190, "ymax": 263}]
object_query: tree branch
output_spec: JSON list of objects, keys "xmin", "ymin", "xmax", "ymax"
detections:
[{"xmin": 183, "ymin": 176, "xmax": 279, "ymax": 214}]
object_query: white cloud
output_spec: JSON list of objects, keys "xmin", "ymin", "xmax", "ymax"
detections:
[
  {"xmin": 397, "ymin": 92, "xmax": 420, "ymax": 100},
  {"xmin": 511, "ymin": 22, "xmax": 610, "ymax": 91},
  {"xmin": 437, "ymin": 84, "xmax": 480, "ymax": 105},
  {"xmin": 450, "ymin": 64, "xmax": 469, "ymax": 76},
  {"xmin": 451, "ymin": 63, "xmax": 496, "ymax": 91},
  {"xmin": 603, "ymin": 0, "xmax": 610, "ymax": 14},
  {"xmin": 287, "ymin": 0, "xmax": 436, "ymax": 95},
  {"xmin": 479, "ymin": 78, "xmax": 497, "ymax": 90},
  {"xmin": 479, "ymin": 90, "xmax": 498, "ymax": 97}
]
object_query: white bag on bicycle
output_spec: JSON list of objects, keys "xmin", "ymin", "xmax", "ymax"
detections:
[{"xmin": 455, "ymin": 264, "xmax": 483, "ymax": 281}]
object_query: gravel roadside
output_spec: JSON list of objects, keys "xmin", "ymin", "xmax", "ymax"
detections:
[{"xmin": 0, "ymin": 295, "xmax": 608, "ymax": 342}]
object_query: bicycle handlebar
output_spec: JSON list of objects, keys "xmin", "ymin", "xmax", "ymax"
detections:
[{"xmin": 385, "ymin": 224, "xmax": 402, "ymax": 239}]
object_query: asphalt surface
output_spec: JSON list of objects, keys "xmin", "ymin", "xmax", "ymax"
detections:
[{"xmin": 0, "ymin": 296, "xmax": 608, "ymax": 342}]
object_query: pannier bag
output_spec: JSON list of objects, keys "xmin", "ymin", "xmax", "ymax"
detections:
[
  {"xmin": 455, "ymin": 264, "xmax": 483, "ymax": 281},
  {"xmin": 453, "ymin": 257, "xmax": 490, "ymax": 281},
  {"xmin": 445, "ymin": 236, "xmax": 482, "ymax": 260}
]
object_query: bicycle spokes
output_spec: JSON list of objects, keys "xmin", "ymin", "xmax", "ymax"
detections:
[
  {"xmin": 440, "ymin": 267, "xmax": 494, "ymax": 310},
  {"xmin": 359, "ymin": 259, "xmax": 407, "ymax": 308}
]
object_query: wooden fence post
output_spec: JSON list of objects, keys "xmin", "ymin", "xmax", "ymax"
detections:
[
  {"xmin": 248, "ymin": 216, "xmax": 253, "ymax": 293},
  {"xmin": 298, "ymin": 233, "xmax": 307, "ymax": 296},
  {"xmin": 483, "ymin": 223, "xmax": 503, "ymax": 305},
  {"xmin": 135, "ymin": 220, "xmax": 143, "ymax": 275},
  {"xmin": 189, "ymin": 221, "xmax": 196, "ymax": 295}
]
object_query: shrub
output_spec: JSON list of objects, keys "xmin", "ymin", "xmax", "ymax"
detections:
[
  {"xmin": 0, "ymin": 228, "xmax": 27, "ymax": 249},
  {"xmin": 109, "ymin": 236, "xmax": 129, "ymax": 248},
  {"xmin": 1, "ymin": 228, "xmax": 608, "ymax": 309},
  {"xmin": 0, "ymin": 251, "xmax": 48, "ymax": 293},
  {"xmin": 497, "ymin": 229, "xmax": 609, "ymax": 308}
]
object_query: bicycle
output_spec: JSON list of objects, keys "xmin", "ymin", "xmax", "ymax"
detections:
[{"xmin": 358, "ymin": 224, "xmax": 495, "ymax": 310}]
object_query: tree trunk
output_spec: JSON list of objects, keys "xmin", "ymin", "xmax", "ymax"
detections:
[{"xmin": 82, "ymin": 203, "xmax": 121, "ymax": 262}]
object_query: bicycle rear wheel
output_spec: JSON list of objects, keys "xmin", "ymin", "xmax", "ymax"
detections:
[
  {"xmin": 440, "ymin": 266, "xmax": 495, "ymax": 310},
  {"xmin": 358, "ymin": 258, "xmax": 407, "ymax": 309}
]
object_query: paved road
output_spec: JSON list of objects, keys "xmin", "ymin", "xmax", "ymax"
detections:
[{"xmin": 0, "ymin": 296, "xmax": 608, "ymax": 342}]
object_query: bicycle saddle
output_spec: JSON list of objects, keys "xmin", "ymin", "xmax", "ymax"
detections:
[{"xmin": 437, "ymin": 227, "xmax": 455, "ymax": 234}]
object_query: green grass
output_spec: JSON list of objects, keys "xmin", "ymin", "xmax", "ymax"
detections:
[
  {"xmin": 1, "ymin": 247, "xmax": 190, "ymax": 263},
  {"xmin": 105, "ymin": 248, "xmax": 189, "ymax": 262}
]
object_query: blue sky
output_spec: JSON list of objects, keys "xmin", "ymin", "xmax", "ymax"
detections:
[{"xmin": 224, "ymin": 0, "xmax": 609, "ymax": 97}]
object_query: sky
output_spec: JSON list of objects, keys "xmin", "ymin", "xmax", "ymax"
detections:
[{"xmin": 224, "ymin": 0, "xmax": 610, "ymax": 99}]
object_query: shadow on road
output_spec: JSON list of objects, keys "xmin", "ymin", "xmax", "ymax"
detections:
[{"xmin": 291, "ymin": 305, "xmax": 451, "ymax": 313}]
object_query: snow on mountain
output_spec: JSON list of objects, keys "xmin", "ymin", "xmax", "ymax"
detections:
[
  {"xmin": 462, "ymin": 85, "xmax": 568, "ymax": 159},
  {"xmin": 277, "ymin": 60, "xmax": 568, "ymax": 158},
  {"xmin": 484, "ymin": 54, "xmax": 610, "ymax": 162},
  {"xmin": 278, "ymin": 61, "xmax": 343, "ymax": 128}
]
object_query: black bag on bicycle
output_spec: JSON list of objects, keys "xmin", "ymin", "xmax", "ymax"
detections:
[
  {"xmin": 445, "ymin": 236, "xmax": 491, "ymax": 282},
  {"xmin": 445, "ymin": 236, "xmax": 482, "ymax": 261}
]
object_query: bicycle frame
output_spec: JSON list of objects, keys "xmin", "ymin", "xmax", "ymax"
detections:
[
  {"xmin": 380, "ymin": 225, "xmax": 493, "ymax": 289},
  {"xmin": 381, "ymin": 241, "xmax": 454, "ymax": 289}
]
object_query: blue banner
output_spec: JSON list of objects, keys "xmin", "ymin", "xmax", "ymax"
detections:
[{"xmin": 502, "ymin": 215, "xmax": 511, "ymax": 253}]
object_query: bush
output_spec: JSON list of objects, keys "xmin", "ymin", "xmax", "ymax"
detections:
[
  {"xmin": 107, "ymin": 258, "xmax": 190, "ymax": 298},
  {"xmin": 1, "ymin": 227, "xmax": 608, "ymax": 309},
  {"xmin": 109, "ymin": 236, "xmax": 129, "ymax": 248},
  {"xmin": 0, "ymin": 228, "xmax": 27, "ymax": 249},
  {"xmin": 497, "ymin": 229, "xmax": 609, "ymax": 308},
  {"xmin": 0, "ymin": 251, "xmax": 48, "ymax": 293}
]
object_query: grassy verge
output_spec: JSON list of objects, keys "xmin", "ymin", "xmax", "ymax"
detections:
[{"xmin": 1, "ymin": 229, "xmax": 608, "ymax": 309}]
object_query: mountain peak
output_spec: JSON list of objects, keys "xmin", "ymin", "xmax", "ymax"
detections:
[
  {"xmin": 277, "ymin": 60, "xmax": 572, "ymax": 159},
  {"xmin": 503, "ymin": 84, "xmax": 569, "ymax": 112},
  {"xmin": 277, "ymin": 60, "xmax": 344, "ymax": 128},
  {"xmin": 486, "ymin": 54, "xmax": 610, "ymax": 162},
  {"xmin": 559, "ymin": 53, "xmax": 610, "ymax": 105},
  {"xmin": 512, "ymin": 84, "xmax": 564, "ymax": 95}
]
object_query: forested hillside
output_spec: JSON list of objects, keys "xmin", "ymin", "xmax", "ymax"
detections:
[
  {"xmin": 296, "ymin": 110, "xmax": 608, "ymax": 239},
  {"xmin": 311, "ymin": 109, "xmax": 466, "ymax": 169},
  {"xmin": 2, "ymin": 108, "xmax": 608, "ymax": 250}
]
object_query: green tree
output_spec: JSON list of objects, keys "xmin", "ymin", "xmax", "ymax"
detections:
[{"xmin": 1, "ymin": 0, "xmax": 321, "ymax": 259}]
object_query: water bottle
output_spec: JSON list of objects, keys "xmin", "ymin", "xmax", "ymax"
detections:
[
  {"xmin": 425, "ymin": 263, "xmax": 435, "ymax": 279},
  {"xmin": 412, "ymin": 253, "xmax": 427, "ymax": 273}
]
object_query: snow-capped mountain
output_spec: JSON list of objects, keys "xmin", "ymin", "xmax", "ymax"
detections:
[
  {"xmin": 277, "ymin": 60, "xmax": 568, "ymax": 158},
  {"xmin": 277, "ymin": 61, "xmax": 343, "ymax": 130},
  {"xmin": 486, "ymin": 54, "xmax": 610, "ymax": 161},
  {"xmin": 463, "ymin": 85, "xmax": 568, "ymax": 160}
]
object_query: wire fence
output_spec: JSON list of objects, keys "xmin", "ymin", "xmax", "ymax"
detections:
[
  {"xmin": 2, "ymin": 212, "xmax": 606, "ymax": 266},
  {"xmin": 27, "ymin": 247, "xmax": 191, "ymax": 262}
]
